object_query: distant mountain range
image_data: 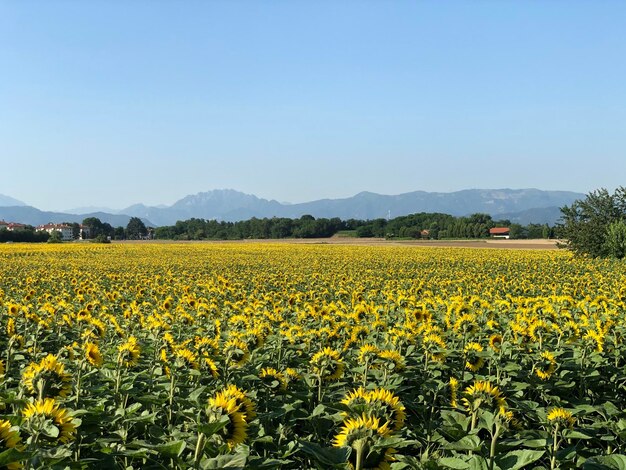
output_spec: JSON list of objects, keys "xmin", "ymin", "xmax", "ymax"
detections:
[{"xmin": 0, "ymin": 188, "xmax": 584, "ymax": 227}]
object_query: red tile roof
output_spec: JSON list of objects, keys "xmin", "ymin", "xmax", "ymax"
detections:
[{"xmin": 489, "ymin": 227, "xmax": 510, "ymax": 235}]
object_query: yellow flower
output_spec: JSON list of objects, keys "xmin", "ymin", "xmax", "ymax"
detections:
[
  {"xmin": 547, "ymin": 407, "xmax": 575, "ymax": 429},
  {"xmin": 358, "ymin": 344, "xmax": 379, "ymax": 364},
  {"xmin": 333, "ymin": 414, "xmax": 395, "ymax": 470},
  {"xmin": 366, "ymin": 388, "xmax": 406, "ymax": 431},
  {"xmin": 174, "ymin": 348, "xmax": 200, "ymax": 371},
  {"xmin": 422, "ymin": 333, "xmax": 446, "ymax": 362},
  {"xmin": 22, "ymin": 354, "xmax": 72, "ymax": 399},
  {"xmin": 118, "ymin": 336, "xmax": 140, "ymax": 367},
  {"xmin": 0, "ymin": 419, "xmax": 22, "ymax": 469},
  {"xmin": 22, "ymin": 398, "xmax": 77, "ymax": 444},
  {"xmin": 202, "ymin": 357, "xmax": 220, "ymax": 378},
  {"xmin": 221, "ymin": 385, "xmax": 257, "ymax": 421},
  {"xmin": 464, "ymin": 342, "xmax": 484, "ymax": 372},
  {"xmin": 376, "ymin": 349, "xmax": 405, "ymax": 371},
  {"xmin": 534, "ymin": 351, "xmax": 557, "ymax": 380},
  {"xmin": 449, "ymin": 377, "xmax": 459, "ymax": 408},
  {"xmin": 84, "ymin": 342, "xmax": 103, "ymax": 368},
  {"xmin": 207, "ymin": 394, "xmax": 247, "ymax": 448},
  {"xmin": 488, "ymin": 334, "xmax": 503, "ymax": 352},
  {"xmin": 310, "ymin": 347, "xmax": 344, "ymax": 381},
  {"xmin": 333, "ymin": 413, "xmax": 392, "ymax": 447},
  {"xmin": 259, "ymin": 367, "xmax": 287, "ymax": 391},
  {"xmin": 462, "ymin": 380, "xmax": 506, "ymax": 415},
  {"xmin": 223, "ymin": 338, "xmax": 250, "ymax": 368}
]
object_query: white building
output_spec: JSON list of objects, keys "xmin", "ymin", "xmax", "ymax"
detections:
[{"xmin": 36, "ymin": 223, "xmax": 74, "ymax": 241}]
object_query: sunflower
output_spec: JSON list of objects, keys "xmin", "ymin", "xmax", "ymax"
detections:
[
  {"xmin": 22, "ymin": 354, "xmax": 72, "ymax": 399},
  {"xmin": 84, "ymin": 342, "xmax": 103, "ymax": 368},
  {"xmin": 223, "ymin": 338, "xmax": 250, "ymax": 368},
  {"xmin": 454, "ymin": 313, "xmax": 478, "ymax": 336},
  {"xmin": 534, "ymin": 351, "xmax": 557, "ymax": 380},
  {"xmin": 341, "ymin": 387, "xmax": 371, "ymax": 416},
  {"xmin": 376, "ymin": 350, "xmax": 405, "ymax": 371},
  {"xmin": 488, "ymin": 334, "xmax": 503, "ymax": 352},
  {"xmin": 174, "ymin": 348, "xmax": 200, "ymax": 371},
  {"xmin": 259, "ymin": 367, "xmax": 287, "ymax": 392},
  {"xmin": 358, "ymin": 344, "xmax": 379, "ymax": 364},
  {"xmin": 207, "ymin": 394, "xmax": 247, "ymax": 448},
  {"xmin": 221, "ymin": 385, "xmax": 257, "ymax": 421},
  {"xmin": 464, "ymin": 342, "xmax": 484, "ymax": 372},
  {"xmin": 118, "ymin": 336, "xmax": 140, "ymax": 367},
  {"xmin": 449, "ymin": 377, "xmax": 459, "ymax": 408},
  {"xmin": 202, "ymin": 357, "xmax": 220, "ymax": 379},
  {"xmin": 547, "ymin": 407, "xmax": 575, "ymax": 429},
  {"xmin": 0, "ymin": 419, "xmax": 22, "ymax": 470},
  {"xmin": 7, "ymin": 317, "xmax": 16, "ymax": 336},
  {"xmin": 462, "ymin": 380, "xmax": 506, "ymax": 415},
  {"xmin": 22, "ymin": 398, "xmax": 77, "ymax": 444},
  {"xmin": 366, "ymin": 388, "xmax": 406, "ymax": 431},
  {"xmin": 333, "ymin": 414, "xmax": 395, "ymax": 470},
  {"xmin": 422, "ymin": 333, "xmax": 446, "ymax": 362},
  {"xmin": 310, "ymin": 347, "xmax": 345, "ymax": 381}
]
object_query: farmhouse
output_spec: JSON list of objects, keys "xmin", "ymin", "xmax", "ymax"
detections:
[
  {"xmin": 489, "ymin": 227, "xmax": 510, "ymax": 239},
  {"xmin": 0, "ymin": 220, "xmax": 8, "ymax": 230}
]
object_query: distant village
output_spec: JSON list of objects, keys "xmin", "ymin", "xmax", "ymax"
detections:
[{"xmin": 0, "ymin": 220, "xmax": 91, "ymax": 240}]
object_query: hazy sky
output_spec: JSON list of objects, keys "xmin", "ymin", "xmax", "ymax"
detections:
[{"xmin": 1, "ymin": 1, "xmax": 625, "ymax": 211}]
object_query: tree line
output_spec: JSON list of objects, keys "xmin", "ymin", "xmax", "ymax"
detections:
[{"xmin": 153, "ymin": 213, "xmax": 556, "ymax": 241}]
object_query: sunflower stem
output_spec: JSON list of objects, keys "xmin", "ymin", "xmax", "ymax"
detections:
[{"xmin": 194, "ymin": 432, "xmax": 205, "ymax": 468}]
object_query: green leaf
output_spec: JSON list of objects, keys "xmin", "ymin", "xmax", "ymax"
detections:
[
  {"xmin": 0, "ymin": 448, "xmax": 31, "ymax": 467},
  {"xmin": 583, "ymin": 455, "xmax": 626, "ymax": 470},
  {"xmin": 563, "ymin": 430, "xmax": 592, "ymax": 439},
  {"xmin": 299, "ymin": 440, "xmax": 349, "ymax": 466},
  {"xmin": 154, "ymin": 440, "xmax": 186, "ymax": 458},
  {"xmin": 198, "ymin": 415, "xmax": 230, "ymax": 436},
  {"xmin": 444, "ymin": 435, "xmax": 482, "ymax": 452},
  {"xmin": 438, "ymin": 456, "xmax": 470, "ymax": 469},
  {"xmin": 467, "ymin": 455, "xmax": 488, "ymax": 470},
  {"xmin": 496, "ymin": 450, "xmax": 545, "ymax": 470},
  {"xmin": 202, "ymin": 451, "xmax": 248, "ymax": 469}
]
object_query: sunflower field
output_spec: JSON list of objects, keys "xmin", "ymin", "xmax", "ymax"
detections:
[{"xmin": 1, "ymin": 242, "xmax": 626, "ymax": 469}]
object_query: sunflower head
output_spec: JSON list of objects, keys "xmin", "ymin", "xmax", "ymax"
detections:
[
  {"xmin": 221, "ymin": 384, "xmax": 256, "ymax": 421},
  {"xmin": 84, "ymin": 342, "xmax": 103, "ymax": 368},
  {"xmin": 22, "ymin": 355, "xmax": 72, "ymax": 399},
  {"xmin": 223, "ymin": 338, "xmax": 250, "ymax": 368},
  {"xmin": 365, "ymin": 388, "xmax": 406, "ymax": 431},
  {"xmin": 464, "ymin": 342, "xmax": 485, "ymax": 372},
  {"xmin": 259, "ymin": 367, "xmax": 287, "ymax": 392},
  {"xmin": 310, "ymin": 347, "xmax": 344, "ymax": 381},
  {"xmin": 22, "ymin": 398, "xmax": 77, "ymax": 444},
  {"xmin": 534, "ymin": 351, "xmax": 557, "ymax": 380},
  {"xmin": 333, "ymin": 414, "xmax": 395, "ymax": 469},
  {"xmin": 462, "ymin": 380, "xmax": 506, "ymax": 415},
  {"xmin": 547, "ymin": 407, "xmax": 575, "ymax": 429},
  {"xmin": 117, "ymin": 336, "xmax": 140, "ymax": 367},
  {"xmin": 207, "ymin": 394, "xmax": 247, "ymax": 449}
]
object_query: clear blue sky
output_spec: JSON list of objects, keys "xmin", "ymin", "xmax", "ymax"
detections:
[{"xmin": 1, "ymin": 1, "xmax": 625, "ymax": 211}]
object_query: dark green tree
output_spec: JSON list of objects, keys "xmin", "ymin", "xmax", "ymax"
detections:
[
  {"xmin": 82, "ymin": 217, "xmax": 104, "ymax": 239},
  {"xmin": 559, "ymin": 187, "xmax": 626, "ymax": 257},
  {"xmin": 126, "ymin": 217, "xmax": 148, "ymax": 240}
]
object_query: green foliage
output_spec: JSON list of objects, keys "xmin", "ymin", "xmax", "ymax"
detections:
[
  {"xmin": 47, "ymin": 230, "xmax": 63, "ymax": 243},
  {"xmin": 91, "ymin": 234, "xmax": 111, "ymax": 244},
  {"xmin": 126, "ymin": 217, "xmax": 148, "ymax": 240},
  {"xmin": 605, "ymin": 219, "xmax": 626, "ymax": 259},
  {"xmin": 559, "ymin": 187, "xmax": 626, "ymax": 257}
]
